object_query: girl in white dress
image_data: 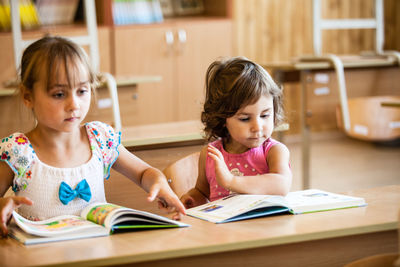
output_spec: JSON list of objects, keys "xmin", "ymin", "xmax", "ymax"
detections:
[{"xmin": 0, "ymin": 36, "xmax": 185, "ymax": 236}]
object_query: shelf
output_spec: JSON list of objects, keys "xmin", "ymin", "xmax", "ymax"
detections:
[
  {"xmin": 0, "ymin": 75, "xmax": 162, "ymax": 98},
  {"xmin": 96, "ymin": 0, "xmax": 231, "ymax": 27}
]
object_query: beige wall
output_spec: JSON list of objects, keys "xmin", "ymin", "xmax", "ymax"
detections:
[{"xmin": 233, "ymin": 0, "xmax": 400, "ymax": 62}]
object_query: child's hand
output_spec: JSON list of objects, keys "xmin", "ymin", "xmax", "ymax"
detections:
[
  {"xmin": 180, "ymin": 188, "xmax": 209, "ymax": 209},
  {"xmin": 147, "ymin": 181, "xmax": 186, "ymax": 220},
  {"xmin": 0, "ymin": 196, "xmax": 33, "ymax": 237},
  {"xmin": 180, "ymin": 193, "xmax": 196, "ymax": 209},
  {"xmin": 207, "ymin": 145, "xmax": 234, "ymax": 190}
]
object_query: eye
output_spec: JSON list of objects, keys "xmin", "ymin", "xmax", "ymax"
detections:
[
  {"xmin": 238, "ymin": 117, "xmax": 250, "ymax": 122},
  {"xmin": 78, "ymin": 88, "xmax": 89, "ymax": 95},
  {"xmin": 261, "ymin": 113, "xmax": 271, "ymax": 119},
  {"xmin": 52, "ymin": 91, "xmax": 65, "ymax": 99},
  {"xmin": 77, "ymin": 86, "xmax": 90, "ymax": 96}
]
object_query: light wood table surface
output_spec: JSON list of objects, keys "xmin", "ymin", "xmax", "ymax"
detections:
[
  {"xmin": 1, "ymin": 185, "xmax": 399, "ymax": 267},
  {"xmin": 121, "ymin": 120, "xmax": 290, "ymax": 149},
  {"xmin": 121, "ymin": 120, "xmax": 205, "ymax": 148}
]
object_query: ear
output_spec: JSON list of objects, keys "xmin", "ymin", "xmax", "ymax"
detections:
[{"xmin": 21, "ymin": 85, "xmax": 34, "ymax": 109}]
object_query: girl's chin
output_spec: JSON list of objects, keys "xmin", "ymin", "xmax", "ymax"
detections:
[{"xmin": 247, "ymin": 138, "xmax": 265, "ymax": 146}]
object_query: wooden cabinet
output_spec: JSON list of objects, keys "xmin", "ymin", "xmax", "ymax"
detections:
[
  {"xmin": 113, "ymin": 18, "xmax": 232, "ymax": 125},
  {"xmin": 0, "ymin": 34, "xmax": 15, "ymax": 86},
  {"xmin": 0, "ymin": 0, "xmax": 233, "ymax": 134},
  {"xmin": 175, "ymin": 20, "xmax": 232, "ymax": 121},
  {"xmin": 113, "ymin": 24, "xmax": 176, "ymax": 125}
]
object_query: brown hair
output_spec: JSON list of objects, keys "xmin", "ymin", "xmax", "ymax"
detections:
[
  {"xmin": 201, "ymin": 56, "xmax": 284, "ymax": 141},
  {"xmin": 19, "ymin": 35, "xmax": 97, "ymax": 95}
]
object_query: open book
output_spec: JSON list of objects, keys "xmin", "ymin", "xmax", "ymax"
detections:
[
  {"xmin": 186, "ymin": 189, "xmax": 367, "ymax": 223},
  {"xmin": 9, "ymin": 202, "xmax": 189, "ymax": 245}
]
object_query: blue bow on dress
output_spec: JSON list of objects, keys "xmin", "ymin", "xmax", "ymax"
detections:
[{"xmin": 59, "ymin": 179, "xmax": 92, "ymax": 205}]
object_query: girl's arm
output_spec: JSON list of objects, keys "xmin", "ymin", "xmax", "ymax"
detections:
[
  {"xmin": 209, "ymin": 143, "xmax": 292, "ymax": 196},
  {"xmin": 0, "ymin": 162, "xmax": 33, "ymax": 237},
  {"xmin": 112, "ymin": 145, "xmax": 185, "ymax": 217},
  {"xmin": 180, "ymin": 146, "xmax": 210, "ymax": 208}
]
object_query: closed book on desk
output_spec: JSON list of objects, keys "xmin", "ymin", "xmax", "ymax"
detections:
[
  {"xmin": 10, "ymin": 202, "xmax": 189, "ymax": 245},
  {"xmin": 187, "ymin": 189, "xmax": 367, "ymax": 223}
]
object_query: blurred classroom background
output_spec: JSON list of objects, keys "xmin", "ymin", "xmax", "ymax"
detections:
[{"xmin": 0, "ymin": 0, "xmax": 399, "ymax": 196}]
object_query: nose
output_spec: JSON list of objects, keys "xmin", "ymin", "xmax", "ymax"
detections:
[
  {"xmin": 251, "ymin": 118, "xmax": 263, "ymax": 132},
  {"xmin": 66, "ymin": 94, "xmax": 80, "ymax": 111}
]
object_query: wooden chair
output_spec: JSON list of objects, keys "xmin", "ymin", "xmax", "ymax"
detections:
[
  {"xmin": 300, "ymin": 0, "xmax": 400, "ymax": 142},
  {"xmin": 336, "ymin": 95, "xmax": 400, "ymax": 142},
  {"xmin": 163, "ymin": 152, "xmax": 200, "ymax": 198}
]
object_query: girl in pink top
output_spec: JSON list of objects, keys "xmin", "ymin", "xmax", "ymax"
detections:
[{"xmin": 180, "ymin": 57, "xmax": 292, "ymax": 207}]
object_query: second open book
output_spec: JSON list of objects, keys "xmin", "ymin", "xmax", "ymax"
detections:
[
  {"xmin": 186, "ymin": 189, "xmax": 367, "ymax": 223},
  {"xmin": 10, "ymin": 202, "xmax": 189, "ymax": 245}
]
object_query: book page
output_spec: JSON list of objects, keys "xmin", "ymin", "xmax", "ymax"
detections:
[
  {"xmin": 187, "ymin": 190, "xmax": 366, "ymax": 223},
  {"xmin": 81, "ymin": 202, "xmax": 121, "ymax": 227},
  {"xmin": 81, "ymin": 202, "xmax": 189, "ymax": 230},
  {"xmin": 187, "ymin": 194, "xmax": 278, "ymax": 223},
  {"xmin": 12, "ymin": 211, "xmax": 105, "ymax": 237},
  {"xmin": 285, "ymin": 189, "xmax": 366, "ymax": 214}
]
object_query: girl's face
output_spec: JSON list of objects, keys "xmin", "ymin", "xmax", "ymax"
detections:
[
  {"xmin": 24, "ymin": 59, "xmax": 91, "ymax": 133},
  {"xmin": 225, "ymin": 95, "xmax": 274, "ymax": 154}
]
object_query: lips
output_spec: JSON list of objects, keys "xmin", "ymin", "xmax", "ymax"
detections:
[{"xmin": 65, "ymin": 117, "xmax": 79, "ymax": 122}]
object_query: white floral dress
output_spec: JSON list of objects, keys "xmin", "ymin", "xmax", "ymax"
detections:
[{"xmin": 0, "ymin": 121, "xmax": 121, "ymax": 220}]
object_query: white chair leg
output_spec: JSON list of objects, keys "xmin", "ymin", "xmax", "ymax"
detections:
[{"xmin": 99, "ymin": 73, "xmax": 122, "ymax": 132}]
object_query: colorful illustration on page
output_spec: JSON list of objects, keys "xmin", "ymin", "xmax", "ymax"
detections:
[{"xmin": 87, "ymin": 204, "xmax": 119, "ymax": 226}]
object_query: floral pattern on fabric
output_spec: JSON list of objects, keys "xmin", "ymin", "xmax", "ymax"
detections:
[
  {"xmin": 0, "ymin": 133, "xmax": 36, "ymax": 192},
  {"xmin": 85, "ymin": 121, "xmax": 121, "ymax": 180},
  {"xmin": 0, "ymin": 122, "xmax": 121, "ymax": 193}
]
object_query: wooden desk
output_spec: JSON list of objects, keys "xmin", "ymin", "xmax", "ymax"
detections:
[
  {"xmin": 121, "ymin": 120, "xmax": 205, "ymax": 149},
  {"xmin": 121, "ymin": 121, "xmax": 290, "ymax": 150},
  {"xmin": 1, "ymin": 185, "xmax": 398, "ymax": 267},
  {"xmin": 264, "ymin": 55, "xmax": 400, "ymax": 189}
]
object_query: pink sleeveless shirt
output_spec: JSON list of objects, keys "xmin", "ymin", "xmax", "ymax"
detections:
[{"xmin": 205, "ymin": 138, "xmax": 279, "ymax": 201}]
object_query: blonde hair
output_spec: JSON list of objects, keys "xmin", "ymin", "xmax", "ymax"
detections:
[
  {"xmin": 19, "ymin": 36, "xmax": 97, "ymax": 95},
  {"xmin": 201, "ymin": 56, "xmax": 284, "ymax": 141}
]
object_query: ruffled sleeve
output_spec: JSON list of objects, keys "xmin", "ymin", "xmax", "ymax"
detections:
[
  {"xmin": 263, "ymin": 138, "xmax": 279, "ymax": 157},
  {"xmin": 0, "ymin": 133, "xmax": 36, "ymax": 192},
  {"xmin": 85, "ymin": 121, "xmax": 121, "ymax": 179}
]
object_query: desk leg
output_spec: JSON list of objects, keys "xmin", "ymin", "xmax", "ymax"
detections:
[{"xmin": 301, "ymin": 71, "xmax": 310, "ymax": 189}]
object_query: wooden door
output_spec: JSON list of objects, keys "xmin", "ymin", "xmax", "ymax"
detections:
[
  {"xmin": 113, "ymin": 25, "xmax": 176, "ymax": 126},
  {"xmin": 175, "ymin": 19, "xmax": 233, "ymax": 121}
]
